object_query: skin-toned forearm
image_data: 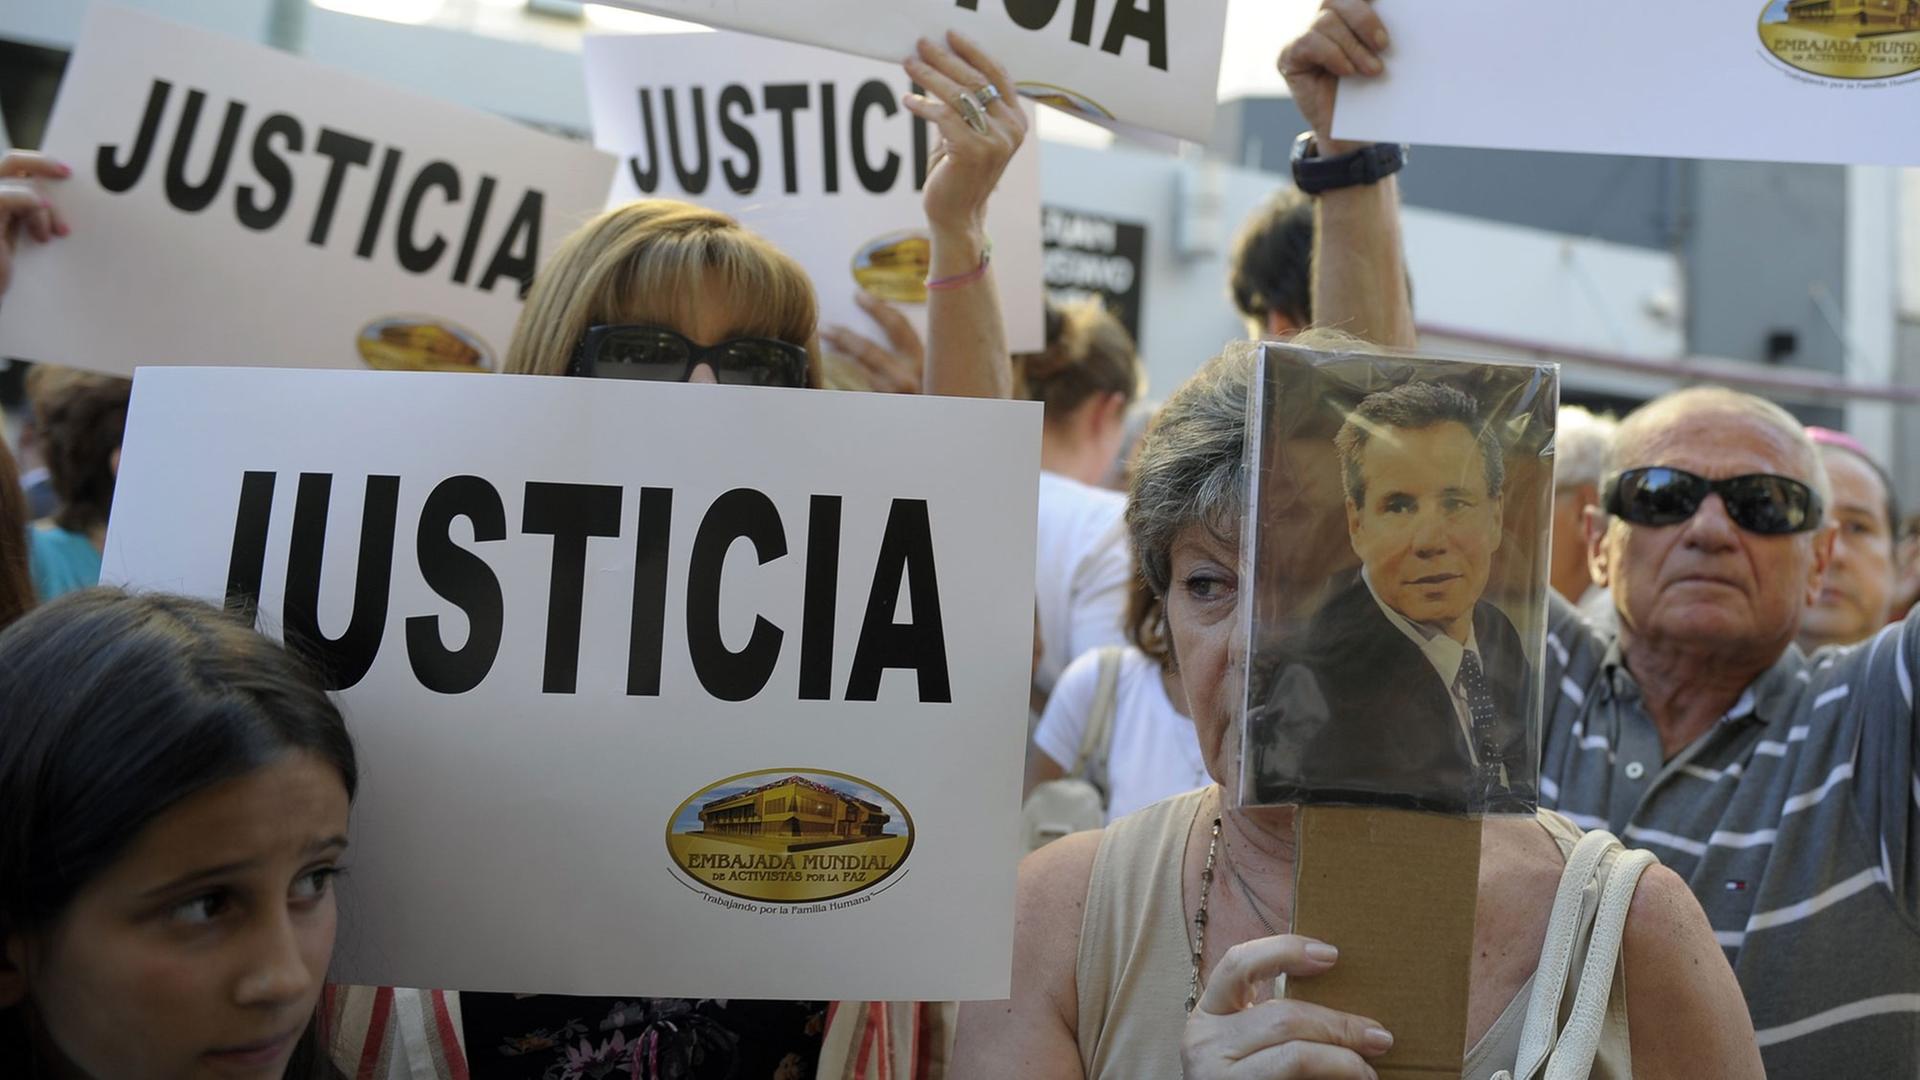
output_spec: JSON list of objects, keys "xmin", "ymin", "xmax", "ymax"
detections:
[
  {"xmin": 924, "ymin": 223, "xmax": 1012, "ymax": 399},
  {"xmin": 1311, "ymin": 176, "xmax": 1416, "ymax": 350}
]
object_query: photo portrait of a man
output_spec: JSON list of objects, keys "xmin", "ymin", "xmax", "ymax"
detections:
[{"xmin": 1248, "ymin": 379, "xmax": 1538, "ymax": 813}]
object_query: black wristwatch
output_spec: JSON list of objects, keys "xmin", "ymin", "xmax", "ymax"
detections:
[{"xmin": 1290, "ymin": 132, "xmax": 1408, "ymax": 195}]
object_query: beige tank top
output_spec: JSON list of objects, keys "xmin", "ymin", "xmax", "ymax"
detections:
[{"xmin": 1073, "ymin": 789, "xmax": 1634, "ymax": 1080}]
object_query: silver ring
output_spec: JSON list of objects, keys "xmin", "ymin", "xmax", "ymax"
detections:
[
  {"xmin": 953, "ymin": 93, "xmax": 989, "ymax": 135},
  {"xmin": 974, "ymin": 83, "xmax": 1003, "ymax": 109}
]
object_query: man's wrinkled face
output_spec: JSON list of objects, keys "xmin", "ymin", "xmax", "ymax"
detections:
[
  {"xmin": 1798, "ymin": 448, "xmax": 1894, "ymax": 650},
  {"xmin": 1591, "ymin": 407, "xmax": 1833, "ymax": 656},
  {"xmin": 1346, "ymin": 422, "xmax": 1503, "ymax": 642}
]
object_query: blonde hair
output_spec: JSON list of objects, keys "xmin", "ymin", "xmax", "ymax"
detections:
[
  {"xmin": 1013, "ymin": 298, "xmax": 1144, "ymax": 423},
  {"xmin": 504, "ymin": 199, "xmax": 819, "ymax": 379}
]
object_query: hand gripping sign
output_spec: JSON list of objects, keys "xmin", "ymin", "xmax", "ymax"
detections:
[
  {"xmin": 103, "ymin": 366, "xmax": 1041, "ymax": 1001},
  {"xmin": 0, "ymin": 4, "xmax": 616, "ymax": 378},
  {"xmin": 1237, "ymin": 340, "xmax": 1557, "ymax": 816},
  {"xmin": 584, "ymin": 31, "xmax": 1046, "ymax": 353},
  {"xmin": 592, "ymin": 0, "xmax": 1229, "ymax": 143}
]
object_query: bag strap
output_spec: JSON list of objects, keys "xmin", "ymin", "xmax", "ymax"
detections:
[
  {"xmin": 1511, "ymin": 829, "xmax": 1623, "ymax": 1078},
  {"xmin": 1070, "ymin": 647, "xmax": 1126, "ymax": 794},
  {"xmin": 1541, "ymin": 847, "xmax": 1655, "ymax": 1080}
]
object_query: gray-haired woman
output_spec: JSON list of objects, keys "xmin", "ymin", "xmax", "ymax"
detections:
[{"xmin": 949, "ymin": 345, "xmax": 1762, "ymax": 1079}]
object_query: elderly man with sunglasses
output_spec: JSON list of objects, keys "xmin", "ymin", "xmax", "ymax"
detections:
[{"xmin": 1280, "ymin": 3, "xmax": 1920, "ymax": 1073}]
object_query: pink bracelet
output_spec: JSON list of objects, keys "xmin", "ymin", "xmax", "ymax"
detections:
[{"xmin": 924, "ymin": 237, "xmax": 994, "ymax": 291}]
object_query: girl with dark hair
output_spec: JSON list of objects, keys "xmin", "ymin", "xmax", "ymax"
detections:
[{"xmin": 0, "ymin": 588, "xmax": 358, "ymax": 1080}]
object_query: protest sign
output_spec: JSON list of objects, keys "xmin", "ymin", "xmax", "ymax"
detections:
[
  {"xmin": 102, "ymin": 366, "xmax": 1041, "ymax": 1001},
  {"xmin": 1042, "ymin": 204, "xmax": 1146, "ymax": 341},
  {"xmin": 591, "ymin": 0, "xmax": 1227, "ymax": 144},
  {"xmin": 1237, "ymin": 340, "xmax": 1556, "ymax": 815},
  {"xmin": 0, "ymin": 4, "xmax": 616, "ymax": 378},
  {"xmin": 1335, "ymin": 0, "xmax": 1920, "ymax": 167},
  {"xmin": 585, "ymin": 31, "xmax": 1045, "ymax": 353}
]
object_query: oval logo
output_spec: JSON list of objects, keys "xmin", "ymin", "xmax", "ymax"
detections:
[
  {"xmin": 1016, "ymin": 82, "xmax": 1116, "ymax": 123},
  {"xmin": 851, "ymin": 230, "xmax": 931, "ymax": 304},
  {"xmin": 1759, "ymin": 0, "xmax": 1920, "ymax": 80},
  {"xmin": 665, "ymin": 770, "xmax": 915, "ymax": 904},
  {"xmin": 356, "ymin": 316, "xmax": 494, "ymax": 372}
]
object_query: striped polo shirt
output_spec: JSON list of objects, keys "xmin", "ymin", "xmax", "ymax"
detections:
[{"xmin": 1538, "ymin": 597, "xmax": 1919, "ymax": 1076}]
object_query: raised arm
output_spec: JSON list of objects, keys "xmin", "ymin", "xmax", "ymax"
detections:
[
  {"xmin": 1278, "ymin": 0, "xmax": 1416, "ymax": 350},
  {"xmin": 902, "ymin": 32, "xmax": 1024, "ymax": 399}
]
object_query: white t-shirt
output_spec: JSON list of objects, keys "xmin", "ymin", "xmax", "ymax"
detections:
[
  {"xmin": 1033, "ymin": 646, "xmax": 1211, "ymax": 822},
  {"xmin": 1033, "ymin": 471, "xmax": 1132, "ymax": 696}
]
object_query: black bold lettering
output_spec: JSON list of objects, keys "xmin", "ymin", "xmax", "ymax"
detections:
[
  {"xmin": 236, "ymin": 113, "xmax": 302, "ymax": 232},
  {"xmin": 626, "ymin": 487, "xmax": 674, "ymax": 697},
  {"xmin": 912, "ymin": 84, "xmax": 930, "ymax": 191},
  {"xmin": 522, "ymin": 482, "xmax": 623, "ymax": 694},
  {"xmin": 798, "ymin": 495, "xmax": 842, "ymax": 700},
  {"xmin": 718, "ymin": 84, "xmax": 759, "ymax": 194},
  {"xmin": 395, "ymin": 160, "xmax": 459, "ymax": 275},
  {"xmin": 1102, "ymin": 0, "xmax": 1168, "ymax": 70},
  {"xmin": 1002, "ymin": 0, "xmax": 1062, "ymax": 31},
  {"xmin": 763, "ymin": 83, "xmax": 811, "ymax": 195},
  {"xmin": 222, "ymin": 470, "xmax": 277, "ymax": 624},
  {"xmin": 451, "ymin": 175, "xmax": 497, "ymax": 286},
  {"xmin": 1070, "ymin": 0, "xmax": 1098, "ymax": 45},
  {"xmin": 98, "ymin": 79, "xmax": 171, "ymax": 194},
  {"xmin": 309, "ymin": 129, "xmax": 374, "ymax": 246},
  {"xmin": 686, "ymin": 488, "xmax": 786, "ymax": 702},
  {"xmin": 355, "ymin": 147, "xmax": 403, "ymax": 259},
  {"xmin": 479, "ymin": 189, "xmax": 542, "ymax": 299},
  {"xmin": 628, "ymin": 88, "xmax": 661, "ymax": 193},
  {"xmin": 850, "ymin": 80, "xmax": 901, "ymax": 194},
  {"xmin": 282, "ymin": 474, "xmax": 400, "ymax": 692},
  {"xmin": 405, "ymin": 475, "xmax": 506, "ymax": 695},
  {"xmin": 819, "ymin": 82, "xmax": 839, "ymax": 195},
  {"xmin": 163, "ymin": 91, "xmax": 246, "ymax": 213},
  {"xmin": 662, "ymin": 87, "xmax": 712, "ymax": 194},
  {"xmin": 846, "ymin": 499, "xmax": 950, "ymax": 703}
]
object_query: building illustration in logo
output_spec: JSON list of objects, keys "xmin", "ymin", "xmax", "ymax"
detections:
[
  {"xmin": 697, "ymin": 775, "xmax": 892, "ymax": 843},
  {"xmin": 1784, "ymin": 0, "xmax": 1920, "ymax": 29},
  {"xmin": 666, "ymin": 769, "xmax": 915, "ymax": 905},
  {"xmin": 1760, "ymin": 0, "xmax": 1920, "ymax": 79}
]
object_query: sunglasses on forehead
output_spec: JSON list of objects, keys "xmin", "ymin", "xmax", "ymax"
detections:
[
  {"xmin": 567, "ymin": 324, "xmax": 810, "ymax": 388},
  {"xmin": 1602, "ymin": 466, "xmax": 1823, "ymax": 536}
]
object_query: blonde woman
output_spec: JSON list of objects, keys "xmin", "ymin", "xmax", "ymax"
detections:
[
  {"xmin": 506, "ymin": 32, "xmax": 1022, "ymax": 403},
  {"xmin": 330, "ymin": 31, "xmax": 1026, "ymax": 1080}
]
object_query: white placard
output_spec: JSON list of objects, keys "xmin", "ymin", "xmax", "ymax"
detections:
[
  {"xmin": 0, "ymin": 5, "xmax": 617, "ymax": 377},
  {"xmin": 595, "ymin": 0, "xmax": 1226, "ymax": 145},
  {"xmin": 102, "ymin": 366, "xmax": 1040, "ymax": 1001},
  {"xmin": 1335, "ymin": 1, "xmax": 1920, "ymax": 167},
  {"xmin": 586, "ymin": 31, "xmax": 1045, "ymax": 353}
]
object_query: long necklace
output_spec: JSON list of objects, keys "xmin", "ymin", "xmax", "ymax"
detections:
[
  {"xmin": 1185, "ymin": 817, "xmax": 1221, "ymax": 1015},
  {"xmin": 1186, "ymin": 817, "xmax": 1285, "ymax": 1014}
]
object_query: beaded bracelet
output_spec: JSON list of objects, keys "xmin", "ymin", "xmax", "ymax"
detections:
[{"xmin": 924, "ymin": 236, "xmax": 994, "ymax": 291}]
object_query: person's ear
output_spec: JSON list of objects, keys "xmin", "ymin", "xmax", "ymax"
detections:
[
  {"xmin": 1099, "ymin": 392, "xmax": 1128, "ymax": 434},
  {"xmin": 1806, "ymin": 521, "xmax": 1839, "ymax": 606},
  {"xmin": 1584, "ymin": 506, "xmax": 1612, "ymax": 588},
  {"xmin": 1264, "ymin": 310, "xmax": 1300, "ymax": 340},
  {"xmin": 0, "ymin": 935, "xmax": 28, "ymax": 1009},
  {"xmin": 1345, "ymin": 498, "xmax": 1362, "ymax": 551}
]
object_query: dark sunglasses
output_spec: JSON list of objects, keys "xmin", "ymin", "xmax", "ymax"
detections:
[
  {"xmin": 567, "ymin": 324, "xmax": 810, "ymax": 388},
  {"xmin": 1603, "ymin": 466, "xmax": 1823, "ymax": 536}
]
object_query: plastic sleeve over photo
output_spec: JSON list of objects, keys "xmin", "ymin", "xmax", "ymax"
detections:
[{"xmin": 1234, "ymin": 339, "xmax": 1557, "ymax": 815}]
